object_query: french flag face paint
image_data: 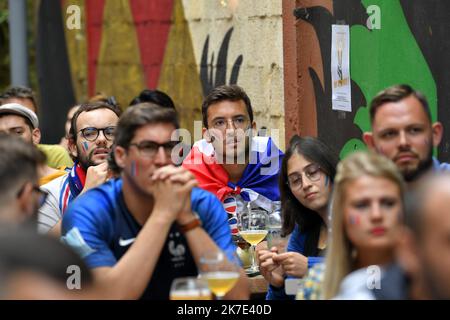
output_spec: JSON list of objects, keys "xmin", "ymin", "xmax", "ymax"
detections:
[
  {"xmin": 82, "ymin": 141, "xmax": 89, "ymax": 152},
  {"xmin": 349, "ymin": 214, "xmax": 361, "ymax": 226}
]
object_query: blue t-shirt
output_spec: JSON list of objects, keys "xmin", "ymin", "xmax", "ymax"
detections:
[
  {"xmin": 61, "ymin": 178, "xmax": 237, "ymax": 300},
  {"xmin": 266, "ymin": 224, "xmax": 324, "ymax": 300},
  {"xmin": 433, "ymin": 157, "xmax": 450, "ymax": 172}
]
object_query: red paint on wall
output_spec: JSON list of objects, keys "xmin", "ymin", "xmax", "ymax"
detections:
[
  {"xmin": 129, "ymin": 0, "xmax": 174, "ymax": 89},
  {"xmin": 86, "ymin": 0, "xmax": 106, "ymax": 96}
]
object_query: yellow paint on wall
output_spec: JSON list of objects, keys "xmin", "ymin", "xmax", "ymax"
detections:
[
  {"xmin": 158, "ymin": 0, "xmax": 204, "ymax": 139},
  {"xmin": 61, "ymin": 0, "xmax": 88, "ymax": 104},
  {"xmin": 95, "ymin": 0, "xmax": 145, "ymax": 109}
]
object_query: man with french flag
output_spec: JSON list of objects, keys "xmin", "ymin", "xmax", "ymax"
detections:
[{"xmin": 183, "ymin": 85, "xmax": 284, "ymax": 235}]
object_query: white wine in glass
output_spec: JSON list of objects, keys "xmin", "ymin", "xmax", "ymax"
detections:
[
  {"xmin": 199, "ymin": 251, "xmax": 240, "ymax": 300},
  {"xmin": 238, "ymin": 207, "xmax": 269, "ymax": 274},
  {"xmin": 239, "ymin": 230, "xmax": 268, "ymax": 246},
  {"xmin": 204, "ymin": 271, "xmax": 240, "ymax": 298}
]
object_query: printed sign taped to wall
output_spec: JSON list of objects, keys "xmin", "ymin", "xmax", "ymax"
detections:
[{"xmin": 331, "ymin": 24, "xmax": 351, "ymax": 112}]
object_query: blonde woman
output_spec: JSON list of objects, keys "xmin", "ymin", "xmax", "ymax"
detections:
[{"xmin": 323, "ymin": 151, "xmax": 405, "ymax": 299}]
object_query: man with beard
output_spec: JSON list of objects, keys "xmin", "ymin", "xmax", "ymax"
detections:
[
  {"xmin": 0, "ymin": 134, "xmax": 46, "ymax": 226},
  {"xmin": 38, "ymin": 102, "xmax": 121, "ymax": 235},
  {"xmin": 183, "ymin": 85, "xmax": 283, "ymax": 236},
  {"xmin": 363, "ymin": 84, "xmax": 449, "ymax": 184}
]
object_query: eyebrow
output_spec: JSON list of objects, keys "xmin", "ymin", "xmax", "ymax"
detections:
[
  {"xmin": 8, "ymin": 126, "xmax": 26, "ymax": 131},
  {"xmin": 211, "ymin": 114, "xmax": 247, "ymax": 122},
  {"xmin": 288, "ymin": 163, "xmax": 317, "ymax": 177}
]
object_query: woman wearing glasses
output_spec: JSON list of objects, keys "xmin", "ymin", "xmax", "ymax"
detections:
[{"xmin": 258, "ymin": 135, "xmax": 338, "ymax": 300}]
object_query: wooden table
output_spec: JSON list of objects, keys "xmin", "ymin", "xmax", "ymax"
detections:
[{"xmin": 249, "ymin": 274, "xmax": 268, "ymax": 300}]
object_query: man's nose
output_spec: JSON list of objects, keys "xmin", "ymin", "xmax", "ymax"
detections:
[
  {"xmin": 154, "ymin": 146, "xmax": 169, "ymax": 165},
  {"xmin": 398, "ymin": 131, "xmax": 409, "ymax": 147},
  {"xmin": 96, "ymin": 130, "xmax": 107, "ymax": 144}
]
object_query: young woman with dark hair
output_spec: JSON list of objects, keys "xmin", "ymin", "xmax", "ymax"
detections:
[{"xmin": 258, "ymin": 135, "xmax": 339, "ymax": 299}]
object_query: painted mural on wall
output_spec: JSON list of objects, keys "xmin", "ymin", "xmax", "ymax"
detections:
[
  {"xmin": 38, "ymin": 0, "xmax": 284, "ymax": 146},
  {"xmin": 292, "ymin": 0, "xmax": 448, "ymax": 161}
]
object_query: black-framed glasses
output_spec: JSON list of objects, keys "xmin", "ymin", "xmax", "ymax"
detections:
[
  {"xmin": 129, "ymin": 140, "xmax": 179, "ymax": 158},
  {"xmin": 287, "ymin": 164, "xmax": 322, "ymax": 190},
  {"xmin": 211, "ymin": 116, "xmax": 249, "ymax": 131},
  {"xmin": 78, "ymin": 126, "xmax": 116, "ymax": 142}
]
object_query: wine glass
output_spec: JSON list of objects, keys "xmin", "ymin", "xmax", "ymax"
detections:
[
  {"xmin": 268, "ymin": 210, "xmax": 287, "ymax": 254},
  {"xmin": 199, "ymin": 250, "xmax": 240, "ymax": 300},
  {"xmin": 238, "ymin": 205, "xmax": 269, "ymax": 274},
  {"xmin": 170, "ymin": 277, "xmax": 211, "ymax": 300}
]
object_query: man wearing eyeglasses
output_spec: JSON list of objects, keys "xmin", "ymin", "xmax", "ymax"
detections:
[
  {"xmin": 183, "ymin": 85, "xmax": 283, "ymax": 236},
  {"xmin": 61, "ymin": 104, "xmax": 249, "ymax": 299},
  {"xmin": 38, "ymin": 102, "xmax": 121, "ymax": 235},
  {"xmin": 0, "ymin": 133, "xmax": 47, "ymax": 226}
]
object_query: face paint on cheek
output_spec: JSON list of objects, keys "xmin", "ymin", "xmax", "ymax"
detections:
[
  {"xmin": 82, "ymin": 141, "xmax": 89, "ymax": 152},
  {"xmin": 349, "ymin": 214, "xmax": 360, "ymax": 226},
  {"xmin": 324, "ymin": 175, "xmax": 329, "ymax": 187}
]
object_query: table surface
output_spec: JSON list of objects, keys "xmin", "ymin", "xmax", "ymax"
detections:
[{"xmin": 249, "ymin": 274, "xmax": 268, "ymax": 294}]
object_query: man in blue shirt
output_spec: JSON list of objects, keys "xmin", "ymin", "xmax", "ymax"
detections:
[
  {"xmin": 61, "ymin": 103, "xmax": 249, "ymax": 300},
  {"xmin": 363, "ymin": 84, "xmax": 449, "ymax": 184}
]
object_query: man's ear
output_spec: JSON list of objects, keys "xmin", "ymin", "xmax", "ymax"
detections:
[
  {"xmin": 114, "ymin": 146, "xmax": 127, "ymax": 169},
  {"xmin": 251, "ymin": 121, "xmax": 257, "ymax": 136},
  {"xmin": 68, "ymin": 138, "xmax": 78, "ymax": 158},
  {"xmin": 362, "ymin": 132, "xmax": 375, "ymax": 149},
  {"xmin": 17, "ymin": 182, "xmax": 36, "ymax": 221},
  {"xmin": 432, "ymin": 122, "xmax": 443, "ymax": 147},
  {"xmin": 32, "ymin": 128, "xmax": 41, "ymax": 145}
]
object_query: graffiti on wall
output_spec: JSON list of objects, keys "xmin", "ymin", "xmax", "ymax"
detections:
[
  {"xmin": 293, "ymin": 0, "xmax": 447, "ymax": 160},
  {"xmin": 200, "ymin": 27, "xmax": 243, "ymax": 96}
]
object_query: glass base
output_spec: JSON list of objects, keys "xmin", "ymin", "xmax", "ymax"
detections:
[{"xmin": 244, "ymin": 266, "xmax": 260, "ymax": 277}]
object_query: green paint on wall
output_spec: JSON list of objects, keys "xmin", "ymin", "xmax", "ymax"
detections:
[{"xmin": 340, "ymin": 0, "xmax": 437, "ymax": 158}]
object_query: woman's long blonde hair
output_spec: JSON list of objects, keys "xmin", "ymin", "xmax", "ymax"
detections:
[{"xmin": 322, "ymin": 151, "xmax": 405, "ymax": 299}]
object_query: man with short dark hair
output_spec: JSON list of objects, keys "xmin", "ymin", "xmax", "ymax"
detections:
[
  {"xmin": 38, "ymin": 102, "xmax": 121, "ymax": 235},
  {"xmin": 0, "ymin": 227, "xmax": 94, "ymax": 299},
  {"xmin": 61, "ymin": 103, "xmax": 249, "ymax": 299},
  {"xmin": 183, "ymin": 85, "xmax": 283, "ymax": 235},
  {"xmin": 0, "ymin": 86, "xmax": 39, "ymax": 114},
  {"xmin": 0, "ymin": 133, "xmax": 46, "ymax": 225},
  {"xmin": 363, "ymin": 84, "xmax": 449, "ymax": 183}
]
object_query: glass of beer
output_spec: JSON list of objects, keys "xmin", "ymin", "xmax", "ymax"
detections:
[
  {"xmin": 199, "ymin": 250, "xmax": 240, "ymax": 300},
  {"xmin": 170, "ymin": 277, "xmax": 211, "ymax": 300},
  {"xmin": 238, "ymin": 206, "xmax": 269, "ymax": 274}
]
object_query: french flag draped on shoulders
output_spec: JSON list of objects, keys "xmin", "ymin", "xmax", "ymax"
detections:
[{"xmin": 182, "ymin": 136, "xmax": 284, "ymax": 214}]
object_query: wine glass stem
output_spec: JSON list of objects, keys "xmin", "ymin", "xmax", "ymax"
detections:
[{"xmin": 251, "ymin": 245, "xmax": 257, "ymax": 271}]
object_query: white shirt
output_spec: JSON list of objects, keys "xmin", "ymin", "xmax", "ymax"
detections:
[{"xmin": 333, "ymin": 268, "xmax": 378, "ymax": 300}]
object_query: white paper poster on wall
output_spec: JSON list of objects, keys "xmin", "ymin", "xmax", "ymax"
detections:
[{"xmin": 331, "ymin": 24, "xmax": 351, "ymax": 112}]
